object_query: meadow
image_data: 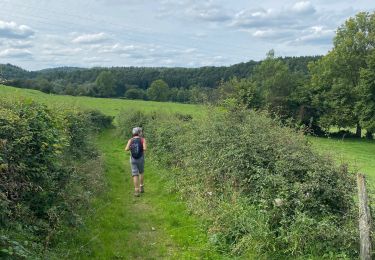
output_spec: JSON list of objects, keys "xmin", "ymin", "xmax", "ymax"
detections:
[
  {"xmin": 0, "ymin": 85, "xmax": 203, "ymax": 117},
  {"xmin": 1, "ymin": 84, "xmax": 373, "ymax": 183},
  {"xmin": 309, "ymin": 137, "xmax": 375, "ymax": 183}
]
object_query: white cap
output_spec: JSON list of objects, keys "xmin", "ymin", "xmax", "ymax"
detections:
[{"xmin": 132, "ymin": 127, "xmax": 141, "ymax": 135}]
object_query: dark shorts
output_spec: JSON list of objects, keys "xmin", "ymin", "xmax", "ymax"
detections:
[{"xmin": 130, "ymin": 156, "xmax": 144, "ymax": 176}]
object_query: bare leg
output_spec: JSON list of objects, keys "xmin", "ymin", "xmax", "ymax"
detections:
[
  {"xmin": 133, "ymin": 175, "xmax": 140, "ymax": 194},
  {"xmin": 139, "ymin": 173, "xmax": 144, "ymax": 193}
]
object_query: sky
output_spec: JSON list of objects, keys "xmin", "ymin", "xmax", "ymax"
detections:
[{"xmin": 0, "ymin": 0, "xmax": 374, "ymax": 70}]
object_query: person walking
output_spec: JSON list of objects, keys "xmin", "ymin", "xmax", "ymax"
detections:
[{"xmin": 125, "ymin": 127, "xmax": 147, "ymax": 197}]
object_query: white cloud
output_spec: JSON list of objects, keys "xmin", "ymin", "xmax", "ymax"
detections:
[
  {"xmin": 194, "ymin": 32, "xmax": 207, "ymax": 38},
  {"xmin": 97, "ymin": 0, "xmax": 149, "ymax": 5},
  {"xmin": 230, "ymin": 1, "xmax": 343, "ymax": 47},
  {"xmin": 292, "ymin": 1, "xmax": 316, "ymax": 14},
  {"xmin": 185, "ymin": 5, "xmax": 231, "ymax": 22},
  {"xmin": 183, "ymin": 48, "xmax": 196, "ymax": 53},
  {"xmin": 0, "ymin": 48, "xmax": 32, "ymax": 58},
  {"xmin": 0, "ymin": 20, "xmax": 34, "ymax": 39},
  {"xmin": 83, "ymin": 56, "xmax": 111, "ymax": 65},
  {"xmin": 293, "ymin": 26, "xmax": 334, "ymax": 45},
  {"xmin": 98, "ymin": 43, "xmax": 138, "ymax": 54},
  {"xmin": 158, "ymin": 1, "xmax": 232, "ymax": 23},
  {"xmin": 8, "ymin": 40, "xmax": 33, "ymax": 48},
  {"xmin": 231, "ymin": 4, "xmax": 316, "ymax": 30},
  {"xmin": 252, "ymin": 29, "xmax": 293, "ymax": 40},
  {"xmin": 42, "ymin": 46, "xmax": 83, "ymax": 56},
  {"xmin": 72, "ymin": 32, "xmax": 109, "ymax": 44},
  {"xmin": 161, "ymin": 58, "xmax": 174, "ymax": 65}
]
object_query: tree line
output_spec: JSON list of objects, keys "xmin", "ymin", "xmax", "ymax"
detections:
[
  {"xmin": 218, "ymin": 12, "xmax": 375, "ymax": 139},
  {"xmin": 1, "ymin": 11, "xmax": 374, "ymax": 138},
  {"xmin": 1, "ymin": 56, "xmax": 318, "ymax": 100}
]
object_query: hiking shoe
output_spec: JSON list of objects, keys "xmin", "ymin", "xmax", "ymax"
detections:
[
  {"xmin": 134, "ymin": 191, "xmax": 140, "ymax": 197},
  {"xmin": 140, "ymin": 186, "xmax": 144, "ymax": 193}
]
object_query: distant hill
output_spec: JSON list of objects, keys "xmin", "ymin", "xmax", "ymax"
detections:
[
  {"xmin": 37, "ymin": 67, "xmax": 85, "ymax": 74},
  {"xmin": 1, "ymin": 55, "xmax": 322, "ymax": 99},
  {"xmin": 0, "ymin": 64, "xmax": 33, "ymax": 80}
]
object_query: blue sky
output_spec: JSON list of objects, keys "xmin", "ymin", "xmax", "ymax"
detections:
[{"xmin": 0, "ymin": 0, "xmax": 374, "ymax": 70}]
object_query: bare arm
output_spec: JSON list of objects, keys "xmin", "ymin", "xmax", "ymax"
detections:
[
  {"xmin": 143, "ymin": 138, "xmax": 147, "ymax": 151},
  {"xmin": 125, "ymin": 139, "xmax": 131, "ymax": 151}
]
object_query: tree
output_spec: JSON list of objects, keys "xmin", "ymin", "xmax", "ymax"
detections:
[
  {"xmin": 217, "ymin": 77, "xmax": 263, "ymax": 109},
  {"xmin": 35, "ymin": 77, "xmax": 52, "ymax": 93},
  {"xmin": 147, "ymin": 79, "xmax": 170, "ymax": 101},
  {"xmin": 251, "ymin": 50, "xmax": 298, "ymax": 118},
  {"xmin": 124, "ymin": 88, "xmax": 146, "ymax": 100},
  {"xmin": 64, "ymin": 83, "xmax": 76, "ymax": 96},
  {"xmin": 189, "ymin": 85, "xmax": 207, "ymax": 104},
  {"xmin": 95, "ymin": 71, "xmax": 116, "ymax": 97},
  {"xmin": 357, "ymin": 51, "xmax": 375, "ymax": 139},
  {"xmin": 176, "ymin": 88, "xmax": 190, "ymax": 103},
  {"xmin": 169, "ymin": 87, "xmax": 179, "ymax": 102},
  {"xmin": 310, "ymin": 12, "xmax": 375, "ymax": 136}
]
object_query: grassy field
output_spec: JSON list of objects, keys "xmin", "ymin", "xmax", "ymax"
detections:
[
  {"xmin": 0, "ymin": 85, "xmax": 203, "ymax": 117},
  {"xmin": 309, "ymin": 136, "xmax": 375, "ymax": 182},
  {"xmin": 1, "ymin": 84, "xmax": 374, "ymax": 184}
]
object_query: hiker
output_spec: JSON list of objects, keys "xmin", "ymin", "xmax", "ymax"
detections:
[{"xmin": 125, "ymin": 127, "xmax": 147, "ymax": 197}]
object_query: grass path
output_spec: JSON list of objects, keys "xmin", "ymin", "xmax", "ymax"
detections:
[{"xmin": 64, "ymin": 129, "xmax": 219, "ymax": 259}]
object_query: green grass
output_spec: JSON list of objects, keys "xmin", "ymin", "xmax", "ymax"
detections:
[
  {"xmin": 60, "ymin": 129, "xmax": 220, "ymax": 259},
  {"xmin": 309, "ymin": 136, "xmax": 375, "ymax": 183},
  {"xmin": 0, "ymin": 85, "xmax": 203, "ymax": 117}
]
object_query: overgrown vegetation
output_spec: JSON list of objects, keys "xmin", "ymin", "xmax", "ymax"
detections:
[
  {"xmin": 2, "ymin": 12, "xmax": 374, "ymax": 140},
  {"xmin": 118, "ymin": 108, "xmax": 360, "ymax": 258},
  {"xmin": 0, "ymin": 98, "xmax": 113, "ymax": 258}
]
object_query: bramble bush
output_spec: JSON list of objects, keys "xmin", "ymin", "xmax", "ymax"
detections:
[
  {"xmin": 86, "ymin": 109, "xmax": 114, "ymax": 130},
  {"xmin": 118, "ymin": 108, "xmax": 359, "ymax": 258},
  {"xmin": 0, "ymin": 98, "xmax": 112, "ymax": 258},
  {"xmin": 117, "ymin": 108, "xmax": 149, "ymax": 138}
]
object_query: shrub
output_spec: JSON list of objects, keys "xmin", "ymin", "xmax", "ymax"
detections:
[
  {"xmin": 0, "ymin": 99, "xmax": 67, "ymax": 222},
  {"xmin": 0, "ymin": 98, "xmax": 108, "ymax": 257},
  {"xmin": 119, "ymin": 107, "xmax": 359, "ymax": 258},
  {"xmin": 63, "ymin": 110, "xmax": 93, "ymax": 158},
  {"xmin": 86, "ymin": 109, "xmax": 114, "ymax": 130},
  {"xmin": 63, "ymin": 108, "xmax": 113, "ymax": 158},
  {"xmin": 116, "ymin": 109, "xmax": 149, "ymax": 139},
  {"xmin": 124, "ymin": 88, "xmax": 146, "ymax": 100}
]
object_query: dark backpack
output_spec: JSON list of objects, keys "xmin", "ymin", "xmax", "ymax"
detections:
[{"xmin": 130, "ymin": 138, "xmax": 143, "ymax": 159}]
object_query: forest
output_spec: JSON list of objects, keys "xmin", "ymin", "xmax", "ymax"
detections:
[{"xmin": 0, "ymin": 55, "xmax": 317, "ymax": 98}]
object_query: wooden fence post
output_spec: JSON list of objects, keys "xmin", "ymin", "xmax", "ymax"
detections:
[{"xmin": 357, "ymin": 173, "xmax": 372, "ymax": 260}]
